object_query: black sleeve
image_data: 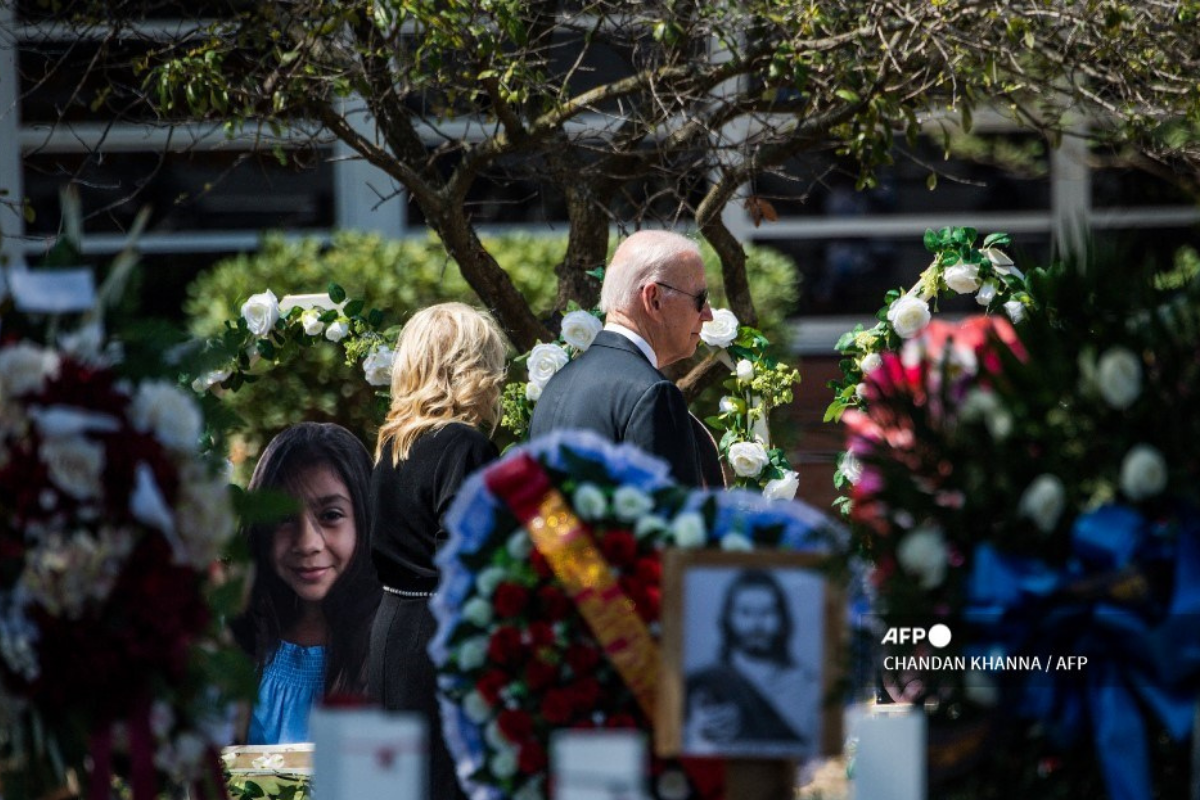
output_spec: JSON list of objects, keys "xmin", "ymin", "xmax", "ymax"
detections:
[
  {"xmin": 433, "ymin": 426, "xmax": 499, "ymax": 526},
  {"xmin": 626, "ymin": 381, "xmax": 702, "ymax": 487}
]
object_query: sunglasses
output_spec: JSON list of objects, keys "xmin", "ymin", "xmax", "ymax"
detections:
[{"xmin": 656, "ymin": 281, "xmax": 709, "ymax": 312}]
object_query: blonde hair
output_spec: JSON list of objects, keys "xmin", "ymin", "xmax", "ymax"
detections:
[{"xmin": 375, "ymin": 303, "xmax": 508, "ymax": 464}]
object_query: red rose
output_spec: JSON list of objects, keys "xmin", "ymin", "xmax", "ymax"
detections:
[
  {"xmin": 570, "ymin": 676, "xmax": 600, "ymax": 708},
  {"xmin": 535, "ymin": 585, "xmax": 572, "ymax": 622},
  {"xmin": 475, "ymin": 669, "xmax": 509, "ymax": 704},
  {"xmin": 605, "ymin": 713, "xmax": 638, "ymax": 729},
  {"xmin": 636, "ymin": 586, "xmax": 661, "ymax": 622},
  {"xmin": 526, "ymin": 621, "xmax": 555, "ymax": 648},
  {"xmin": 530, "ymin": 549, "xmax": 553, "ymax": 579},
  {"xmin": 635, "ymin": 556, "xmax": 662, "ymax": 584},
  {"xmin": 498, "ymin": 709, "xmax": 533, "ymax": 742},
  {"xmin": 565, "ymin": 642, "xmax": 601, "ymax": 674},
  {"xmin": 518, "ymin": 741, "xmax": 548, "ymax": 775},
  {"xmin": 600, "ymin": 530, "xmax": 638, "ymax": 568},
  {"xmin": 540, "ymin": 687, "xmax": 575, "ymax": 725},
  {"xmin": 524, "ymin": 658, "xmax": 558, "ymax": 691},
  {"xmin": 487, "ymin": 626, "xmax": 524, "ymax": 665},
  {"xmin": 493, "ymin": 582, "xmax": 530, "ymax": 617}
]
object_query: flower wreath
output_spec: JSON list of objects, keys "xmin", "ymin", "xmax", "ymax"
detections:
[
  {"xmin": 0, "ymin": 330, "xmax": 242, "ymax": 800},
  {"xmin": 428, "ymin": 429, "xmax": 842, "ymax": 800},
  {"xmin": 194, "ymin": 291, "xmax": 802, "ymax": 498}
]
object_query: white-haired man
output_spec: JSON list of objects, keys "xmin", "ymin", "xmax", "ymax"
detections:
[{"xmin": 529, "ymin": 230, "xmax": 715, "ymax": 486}]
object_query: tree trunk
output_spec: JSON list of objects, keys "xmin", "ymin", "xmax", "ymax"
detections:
[{"xmin": 555, "ymin": 182, "xmax": 611, "ymax": 315}]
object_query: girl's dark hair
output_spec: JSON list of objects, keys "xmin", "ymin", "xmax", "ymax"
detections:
[{"xmin": 231, "ymin": 422, "xmax": 380, "ymax": 696}]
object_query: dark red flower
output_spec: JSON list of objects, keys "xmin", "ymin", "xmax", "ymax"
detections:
[
  {"xmin": 524, "ymin": 658, "xmax": 559, "ymax": 691},
  {"xmin": 498, "ymin": 709, "xmax": 533, "ymax": 742},
  {"xmin": 565, "ymin": 643, "xmax": 601, "ymax": 674},
  {"xmin": 493, "ymin": 582, "xmax": 530, "ymax": 617},
  {"xmin": 530, "ymin": 549, "xmax": 553, "ymax": 579},
  {"xmin": 518, "ymin": 741, "xmax": 548, "ymax": 775},
  {"xmin": 526, "ymin": 621, "xmax": 555, "ymax": 648},
  {"xmin": 475, "ymin": 669, "xmax": 509, "ymax": 704},
  {"xmin": 600, "ymin": 530, "xmax": 638, "ymax": 568},
  {"xmin": 534, "ymin": 585, "xmax": 572, "ymax": 622},
  {"xmin": 487, "ymin": 626, "xmax": 524, "ymax": 666},
  {"xmin": 636, "ymin": 586, "xmax": 661, "ymax": 623},
  {"xmin": 634, "ymin": 556, "xmax": 662, "ymax": 585},
  {"xmin": 540, "ymin": 687, "xmax": 575, "ymax": 725},
  {"xmin": 570, "ymin": 677, "xmax": 600, "ymax": 709}
]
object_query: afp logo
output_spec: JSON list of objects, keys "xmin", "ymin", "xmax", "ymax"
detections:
[{"xmin": 881, "ymin": 623, "xmax": 952, "ymax": 648}]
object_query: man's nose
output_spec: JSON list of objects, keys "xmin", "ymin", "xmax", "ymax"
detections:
[{"xmin": 700, "ymin": 303, "xmax": 714, "ymax": 322}]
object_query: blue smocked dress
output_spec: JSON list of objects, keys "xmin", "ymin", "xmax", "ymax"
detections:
[{"xmin": 247, "ymin": 641, "xmax": 326, "ymax": 744}]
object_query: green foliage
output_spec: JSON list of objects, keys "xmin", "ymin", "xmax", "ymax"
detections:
[{"xmin": 186, "ymin": 231, "xmax": 799, "ymax": 476}]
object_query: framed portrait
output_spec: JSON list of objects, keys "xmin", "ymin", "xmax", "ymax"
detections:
[{"xmin": 656, "ymin": 550, "xmax": 843, "ymax": 761}]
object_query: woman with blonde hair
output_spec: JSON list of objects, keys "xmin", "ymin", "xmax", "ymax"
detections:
[{"xmin": 367, "ymin": 302, "xmax": 507, "ymax": 799}]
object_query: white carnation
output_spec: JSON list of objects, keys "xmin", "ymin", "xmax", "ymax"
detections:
[
  {"xmin": 324, "ymin": 318, "xmax": 350, "ymax": 342},
  {"xmin": 40, "ymin": 436, "xmax": 105, "ymax": 500},
  {"xmin": 896, "ymin": 525, "xmax": 949, "ymax": 589},
  {"xmin": 240, "ymin": 290, "xmax": 280, "ymax": 337},
  {"xmin": 671, "ymin": 511, "xmax": 706, "ymax": 548},
  {"xmin": 612, "ymin": 485, "xmax": 654, "ymax": 522},
  {"xmin": 362, "ymin": 345, "xmax": 395, "ymax": 387},
  {"xmin": 728, "ymin": 440, "xmax": 769, "ymax": 478},
  {"xmin": 735, "ymin": 359, "xmax": 754, "ymax": 383},
  {"xmin": 300, "ymin": 308, "xmax": 325, "ymax": 336},
  {"xmin": 634, "ymin": 514, "xmax": 669, "ymax": 539},
  {"xmin": 1096, "ymin": 347, "xmax": 1141, "ymax": 410},
  {"xmin": 700, "ymin": 309, "xmax": 740, "ymax": 348},
  {"xmin": 476, "ymin": 566, "xmax": 508, "ymax": 597},
  {"xmin": 887, "ymin": 295, "xmax": 932, "ymax": 339},
  {"xmin": 1018, "ymin": 474, "xmax": 1065, "ymax": 533},
  {"xmin": 463, "ymin": 597, "xmax": 494, "ymax": 627},
  {"xmin": 573, "ymin": 483, "xmax": 607, "ymax": 520},
  {"xmin": 943, "ymin": 263, "xmax": 981, "ymax": 293},
  {"xmin": 762, "ymin": 470, "xmax": 799, "ymax": 501},
  {"xmin": 131, "ymin": 380, "xmax": 203, "ymax": 452},
  {"xmin": 506, "ymin": 532, "xmax": 533, "ymax": 560},
  {"xmin": 527, "ymin": 343, "xmax": 569, "ymax": 388},
  {"xmin": 859, "ymin": 352, "xmax": 882, "ymax": 374},
  {"xmin": 457, "ymin": 637, "xmax": 489, "ymax": 671},
  {"xmin": 463, "ymin": 691, "xmax": 493, "ymax": 724},
  {"xmin": 560, "ymin": 310, "xmax": 603, "ymax": 351},
  {"xmin": 0, "ymin": 343, "xmax": 60, "ymax": 397},
  {"xmin": 490, "ymin": 749, "xmax": 518, "ymax": 779},
  {"xmin": 1120, "ymin": 444, "xmax": 1168, "ymax": 501}
]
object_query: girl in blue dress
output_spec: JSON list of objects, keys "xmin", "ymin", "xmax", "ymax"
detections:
[{"xmin": 232, "ymin": 422, "xmax": 381, "ymax": 744}]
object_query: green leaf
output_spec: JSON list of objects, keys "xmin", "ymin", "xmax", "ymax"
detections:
[
  {"xmin": 923, "ymin": 228, "xmax": 939, "ymax": 252},
  {"xmin": 925, "ymin": 172, "xmax": 937, "ymax": 191},
  {"xmin": 982, "ymin": 232, "xmax": 1011, "ymax": 248},
  {"xmin": 835, "ymin": 88, "xmax": 860, "ymax": 103},
  {"xmin": 256, "ymin": 339, "xmax": 276, "ymax": 359},
  {"xmin": 328, "ymin": 282, "xmax": 347, "ymax": 304},
  {"xmin": 368, "ymin": 308, "xmax": 384, "ymax": 327},
  {"xmin": 343, "ymin": 299, "xmax": 365, "ymax": 318}
]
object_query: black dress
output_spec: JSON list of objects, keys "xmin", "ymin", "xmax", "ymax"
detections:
[{"xmin": 367, "ymin": 422, "xmax": 497, "ymax": 800}]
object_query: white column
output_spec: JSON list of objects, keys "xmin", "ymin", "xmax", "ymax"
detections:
[
  {"xmin": 0, "ymin": 4, "xmax": 27, "ymax": 268},
  {"xmin": 333, "ymin": 95, "xmax": 406, "ymax": 238},
  {"xmin": 1050, "ymin": 126, "xmax": 1092, "ymax": 260}
]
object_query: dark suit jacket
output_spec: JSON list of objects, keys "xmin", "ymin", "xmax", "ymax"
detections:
[{"xmin": 529, "ymin": 331, "xmax": 703, "ymax": 486}]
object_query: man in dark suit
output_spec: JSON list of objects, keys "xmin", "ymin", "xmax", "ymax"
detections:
[{"xmin": 529, "ymin": 230, "xmax": 714, "ymax": 486}]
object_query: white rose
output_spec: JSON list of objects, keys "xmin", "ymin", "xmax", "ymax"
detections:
[
  {"xmin": 975, "ymin": 281, "xmax": 999, "ymax": 307},
  {"xmin": 0, "ymin": 343, "xmax": 60, "ymax": 397},
  {"xmin": 1018, "ymin": 474, "xmax": 1065, "ymax": 533},
  {"xmin": 240, "ymin": 290, "xmax": 280, "ymax": 337},
  {"xmin": 887, "ymin": 295, "xmax": 932, "ymax": 339},
  {"xmin": 718, "ymin": 396, "xmax": 739, "ymax": 415},
  {"xmin": 463, "ymin": 691, "xmax": 493, "ymax": 724},
  {"xmin": 670, "ymin": 511, "xmax": 706, "ymax": 548},
  {"xmin": 300, "ymin": 308, "xmax": 325, "ymax": 336},
  {"xmin": 735, "ymin": 359, "xmax": 754, "ymax": 383},
  {"xmin": 131, "ymin": 381, "xmax": 203, "ymax": 452},
  {"xmin": 1004, "ymin": 300, "xmax": 1026, "ymax": 324},
  {"xmin": 700, "ymin": 309, "xmax": 740, "ymax": 348},
  {"xmin": 859, "ymin": 352, "xmax": 882, "ymax": 374},
  {"xmin": 507, "ymin": 532, "xmax": 533, "ymax": 559},
  {"xmin": 896, "ymin": 525, "xmax": 948, "ymax": 589},
  {"xmin": 457, "ymin": 636, "xmax": 489, "ymax": 670},
  {"xmin": 635, "ymin": 514, "xmax": 669, "ymax": 539},
  {"xmin": 325, "ymin": 318, "xmax": 350, "ymax": 342},
  {"xmin": 463, "ymin": 597, "xmax": 494, "ymax": 627},
  {"xmin": 1096, "ymin": 347, "xmax": 1141, "ymax": 410},
  {"xmin": 560, "ymin": 310, "xmax": 603, "ymax": 351},
  {"xmin": 490, "ymin": 749, "xmax": 518, "ymax": 779},
  {"xmin": 613, "ymin": 485, "xmax": 654, "ymax": 522},
  {"xmin": 943, "ymin": 263, "xmax": 981, "ymax": 294},
  {"xmin": 476, "ymin": 566, "xmax": 507, "ymax": 597},
  {"xmin": 362, "ymin": 345, "xmax": 395, "ymax": 387},
  {"xmin": 190, "ymin": 367, "xmax": 231, "ymax": 393},
  {"xmin": 573, "ymin": 483, "xmax": 607, "ymax": 520},
  {"xmin": 762, "ymin": 470, "xmax": 799, "ymax": 500},
  {"xmin": 40, "ymin": 436, "xmax": 105, "ymax": 500},
  {"xmin": 1120, "ymin": 444, "xmax": 1168, "ymax": 501},
  {"xmin": 720, "ymin": 532, "xmax": 753, "ymax": 551},
  {"xmin": 728, "ymin": 441, "xmax": 769, "ymax": 478},
  {"xmin": 840, "ymin": 453, "xmax": 863, "ymax": 486},
  {"xmin": 524, "ymin": 382, "xmax": 542, "ymax": 402},
  {"xmin": 527, "ymin": 343, "xmax": 569, "ymax": 388}
]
